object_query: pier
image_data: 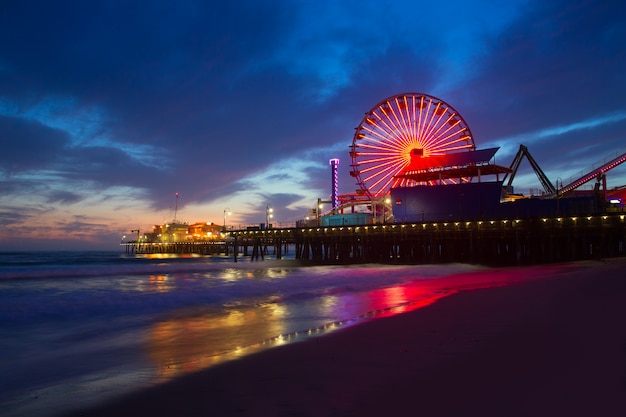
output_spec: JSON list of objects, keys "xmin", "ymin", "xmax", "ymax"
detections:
[
  {"xmin": 120, "ymin": 93, "xmax": 626, "ymax": 267},
  {"xmin": 122, "ymin": 240, "xmax": 226, "ymax": 255},
  {"xmin": 122, "ymin": 213, "xmax": 626, "ymax": 266}
]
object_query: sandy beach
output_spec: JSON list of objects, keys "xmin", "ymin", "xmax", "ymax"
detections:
[{"xmin": 64, "ymin": 259, "xmax": 626, "ymax": 417}]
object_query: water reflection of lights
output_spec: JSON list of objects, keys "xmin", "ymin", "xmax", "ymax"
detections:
[
  {"xmin": 209, "ymin": 267, "xmax": 290, "ymax": 281},
  {"xmin": 141, "ymin": 253, "xmax": 202, "ymax": 259},
  {"xmin": 146, "ymin": 282, "xmax": 459, "ymax": 383},
  {"xmin": 139, "ymin": 263, "xmax": 580, "ymax": 390},
  {"xmin": 147, "ymin": 302, "xmax": 289, "ymax": 380},
  {"xmin": 148, "ymin": 275, "xmax": 171, "ymax": 292}
]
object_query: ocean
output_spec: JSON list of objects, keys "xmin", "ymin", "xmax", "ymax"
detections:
[{"xmin": 0, "ymin": 250, "xmax": 487, "ymax": 417}]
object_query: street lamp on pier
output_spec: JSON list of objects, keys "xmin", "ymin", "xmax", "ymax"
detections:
[
  {"xmin": 384, "ymin": 197, "xmax": 391, "ymax": 223},
  {"xmin": 266, "ymin": 205, "xmax": 273, "ymax": 229},
  {"xmin": 223, "ymin": 208, "xmax": 231, "ymax": 232},
  {"xmin": 317, "ymin": 198, "xmax": 331, "ymax": 226}
]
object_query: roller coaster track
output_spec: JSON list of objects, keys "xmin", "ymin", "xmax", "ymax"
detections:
[{"xmin": 558, "ymin": 150, "xmax": 626, "ymax": 196}]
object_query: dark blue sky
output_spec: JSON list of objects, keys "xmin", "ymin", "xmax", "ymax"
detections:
[{"xmin": 1, "ymin": 0, "xmax": 625, "ymax": 250}]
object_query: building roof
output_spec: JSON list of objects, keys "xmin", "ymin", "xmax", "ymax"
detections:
[{"xmin": 395, "ymin": 147, "xmax": 511, "ymax": 182}]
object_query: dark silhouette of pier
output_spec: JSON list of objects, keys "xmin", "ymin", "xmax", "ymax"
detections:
[{"xmin": 122, "ymin": 213, "xmax": 626, "ymax": 266}]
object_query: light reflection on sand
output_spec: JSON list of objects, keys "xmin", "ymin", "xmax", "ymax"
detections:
[
  {"xmin": 147, "ymin": 302, "xmax": 289, "ymax": 380},
  {"xmin": 145, "ymin": 283, "xmax": 456, "ymax": 382},
  {"xmin": 145, "ymin": 264, "xmax": 577, "ymax": 386}
]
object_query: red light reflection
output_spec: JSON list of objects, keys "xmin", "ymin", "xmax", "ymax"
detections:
[{"xmin": 144, "ymin": 263, "xmax": 575, "ymax": 382}]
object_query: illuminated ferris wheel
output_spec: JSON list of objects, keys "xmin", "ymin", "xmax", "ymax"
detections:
[{"xmin": 350, "ymin": 92, "xmax": 476, "ymax": 198}]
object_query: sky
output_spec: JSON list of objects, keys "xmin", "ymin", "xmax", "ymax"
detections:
[{"xmin": 1, "ymin": 0, "xmax": 625, "ymax": 250}]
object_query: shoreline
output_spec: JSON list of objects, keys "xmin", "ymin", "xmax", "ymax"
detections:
[{"xmin": 63, "ymin": 258, "xmax": 626, "ymax": 416}]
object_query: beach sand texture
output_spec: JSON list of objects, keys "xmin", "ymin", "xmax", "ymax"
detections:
[{"xmin": 65, "ymin": 259, "xmax": 626, "ymax": 417}]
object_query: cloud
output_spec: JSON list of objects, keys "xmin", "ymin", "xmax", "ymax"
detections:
[
  {"xmin": 44, "ymin": 190, "xmax": 82, "ymax": 205},
  {"xmin": 0, "ymin": 115, "xmax": 70, "ymax": 173}
]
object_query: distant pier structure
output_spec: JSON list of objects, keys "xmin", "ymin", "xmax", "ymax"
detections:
[{"xmin": 122, "ymin": 240, "xmax": 227, "ymax": 255}]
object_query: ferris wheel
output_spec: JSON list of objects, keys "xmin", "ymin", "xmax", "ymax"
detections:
[{"xmin": 350, "ymin": 92, "xmax": 476, "ymax": 198}]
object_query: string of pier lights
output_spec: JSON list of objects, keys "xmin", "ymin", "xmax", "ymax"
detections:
[
  {"xmin": 304, "ymin": 215, "xmax": 620, "ymax": 234},
  {"xmin": 331, "ymin": 216, "xmax": 623, "ymax": 235},
  {"xmin": 233, "ymin": 213, "xmax": 625, "ymax": 238}
]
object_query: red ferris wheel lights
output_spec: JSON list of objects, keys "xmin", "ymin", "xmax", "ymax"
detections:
[
  {"xmin": 356, "ymin": 156, "xmax": 406, "ymax": 169},
  {"xmin": 374, "ymin": 107, "xmax": 412, "ymax": 146},
  {"xmin": 429, "ymin": 129, "xmax": 472, "ymax": 151},
  {"xmin": 422, "ymin": 111, "xmax": 456, "ymax": 146},
  {"xmin": 351, "ymin": 92, "xmax": 476, "ymax": 197},
  {"xmin": 359, "ymin": 156, "xmax": 407, "ymax": 174},
  {"xmin": 358, "ymin": 140, "xmax": 406, "ymax": 154}
]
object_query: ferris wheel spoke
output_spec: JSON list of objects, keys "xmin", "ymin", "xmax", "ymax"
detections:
[
  {"xmin": 412, "ymin": 96, "xmax": 430, "ymax": 150},
  {"xmin": 428, "ymin": 124, "xmax": 464, "ymax": 148},
  {"xmin": 423, "ymin": 116, "xmax": 461, "ymax": 149},
  {"xmin": 363, "ymin": 118, "xmax": 410, "ymax": 151},
  {"xmin": 362, "ymin": 123, "xmax": 395, "ymax": 143},
  {"xmin": 427, "ymin": 122, "xmax": 468, "ymax": 151},
  {"xmin": 431, "ymin": 143, "xmax": 474, "ymax": 154},
  {"xmin": 429, "ymin": 132, "xmax": 473, "ymax": 152},
  {"xmin": 410, "ymin": 96, "xmax": 419, "ymax": 148},
  {"xmin": 402, "ymin": 96, "xmax": 414, "ymax": 137},
  {"xmin": 369, "ymin": 113, "xmax": 399, "ymax": 142},
  {"xmin": 359, "ymin": 132, "xmax": 405, "ymax": 153},
  {"xmin": 358, "ymin": 141, "xmax": 406, "ymax": 155},
  {"xmin": 357, "ymin": 150, "xmax": 403, "ymax": 159},
  {"xmin": 357, "ymin": 156, "xmax": 405, "ymax": 168},
  {"xmin": 359, "ymin": 156, "xmax": 407, "ymax": 174},
  {"xmin": 372, "ymin": 106, "xmax": 411, "ymax": 144},
  {"xmin": 415, "ymin": 96, "xmax": 429, "ymax": 148},
  {"xmin": 417, "ymin": 98, "xmax": 438, "ymax": 147},
  {"xmin": 361, "ymin": 156, "xmax": 406, "ymax": 179},
  {"xmin": 394, "ymin": 96, "xmax": 415, "ymax": 149},
  {"xmin": 357, "ymin": 139, "xmax": 396, "ymax": 151},
  {"xmin": 358, "ymin": 141, "xmax": 406, "ymax": 156},
  {"xmin": 392, "ymin": 101, "xmax": 416, "ymax": 148},
  {"xmin": 365, "ymin": 160, "xmax": 407, "ymax": 194},
  {"xmin": 387, "ymin": 99, "xmax": 409, "ymax": 143},
  {"xmin": 380, "ymin": 102, "xmax": 413, "ymax": 149},
  {"xmin": 372, "ymin": 174, "xmax": 399, "ymax": 195},
  {"xmin": 420, "ymin": 106, "xmax": 448, "ymax": 149},
  {"xmin": 357, "ymin": 150, "xmax": 403, "ymax": 158}
]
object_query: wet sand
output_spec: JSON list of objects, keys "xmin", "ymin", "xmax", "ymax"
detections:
[{"xmin": 65, "ymin": 259, "xmax": 626, "ymax": 417}]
